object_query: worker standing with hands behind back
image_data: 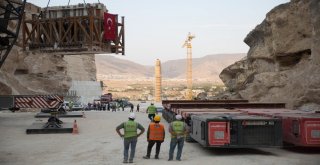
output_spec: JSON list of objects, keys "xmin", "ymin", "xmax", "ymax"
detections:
[
  {"xmin": 116, "ymin": 113, "xmax": 145, "ymax": 163},
  {"xmin": 168, "ymin": 114, "xmax": 188, "ymax": 161},
  {"xmin": 143, "ymin": 115, "xmax": 165, "ymax": 159},
  {"xmin": 146, "ymin": 103, "xmax": 157, "ymax": 121}
]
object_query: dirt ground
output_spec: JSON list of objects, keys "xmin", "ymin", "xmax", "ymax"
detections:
[{"xmin": 1, "ymin": 109, "xmax": 320, "ymax": 165}]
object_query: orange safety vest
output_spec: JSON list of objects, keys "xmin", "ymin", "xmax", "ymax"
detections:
[{"xmin": 149, "ymin": 123, "xmax": 165, "ymax": 141}]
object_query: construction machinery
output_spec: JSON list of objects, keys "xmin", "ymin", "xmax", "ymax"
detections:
[
  {"xmin": 162, "ymin": 100, "xmax": 284, "ymax": 147},
  {"xmin": 182, "ymin": 32, "xmax": 195, "ymax": 100},
  {"xmin": 190, "ymin": 114, "xmax": 282, "ymax": 148},
  {"xmin": 239, "ymin": 108, "xmax": 320, "ymax": 147},
  {"xmin": 162, "ymin": 100, "xmax": 320, "ymax": 147}
]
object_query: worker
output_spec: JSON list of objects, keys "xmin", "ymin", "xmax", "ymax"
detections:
[
  {"xmin": 111, "ymin": 103, "xmax": 116, "ymax": 112},
  {"xmin": 146, "ymin": 103, "xmax": 157, "ymax": 121},
  {"xmin": 136, "ymin": 104, "xmax": 140, "ymax": 112},
  {"xmin": 143, "ymin": 115, "xmax": 165, "ymax": 160},
  {"xmin": 130, "ymin": 104, "xmax": 134, "ymax": 112},
  {"xmin": 68, "ymin": 101, "xmax": 73, "ymax": 111},
  {"xmin": 168, "ymin": 114, "xmax": 188, "ymax": 161},
  {"xmin": 116, "ymin": 113, "xmax": 145, "ymax": 163}
]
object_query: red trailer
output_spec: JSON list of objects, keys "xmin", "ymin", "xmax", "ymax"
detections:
[
  {"xmin": 237, "ymin": 108, "xmax": 320, "ymax": 147},
  {"xmin": 189, "ymin": 114, "xmax": 283, "ymax": 148}
]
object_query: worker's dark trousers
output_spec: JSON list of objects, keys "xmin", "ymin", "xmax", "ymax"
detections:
[
  {"xmin": 148, "ymin": 114, "xmax": 155, "ymax": 121},
  {"xmin": 146, "ymin": 140, "xmax": 162, "ymax": 157}
]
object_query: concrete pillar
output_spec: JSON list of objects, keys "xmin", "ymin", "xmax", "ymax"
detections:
[{"xmin": 155, "ymin": 59, "xmax": 161, "ymax": 103}]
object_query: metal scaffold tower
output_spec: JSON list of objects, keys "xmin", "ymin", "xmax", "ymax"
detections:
[
  {"xmin": 182, "ymin": 32, "xmax": 195, "ymax": 100},
  {"xmin": 0, "ymin": 0, "xmax": 26, "ymax": 68}
]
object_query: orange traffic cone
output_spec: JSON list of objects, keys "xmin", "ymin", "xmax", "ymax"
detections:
[
  {"xmin": 72, "ymin": 120, "xmax": 79, "ymax": 134},
  {"xmin": 82, "ymin": 112, "xmax": 86, "ymax": 118}
]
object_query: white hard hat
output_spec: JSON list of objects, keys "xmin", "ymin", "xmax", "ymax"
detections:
[
  {"xmin": 176, "ymin": 115, "xmax": 182, "ymax": 120},
  {"xmin": 129, "ymin": 113, "xmax": 136, "ymax": 119}
]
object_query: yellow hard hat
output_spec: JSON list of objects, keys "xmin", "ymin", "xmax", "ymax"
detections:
[{"xmin": 153, "ymin": 115, "xmax": 161, "ymax": 122}]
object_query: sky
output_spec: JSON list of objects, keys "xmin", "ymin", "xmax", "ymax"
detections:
[{"xmin": 31, "ymin": 0, "xmax": 289, "ymax": 65}]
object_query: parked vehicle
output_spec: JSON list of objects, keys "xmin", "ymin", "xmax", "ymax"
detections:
[
  {"xmin": 62, "ymin": 101, "xmax": 70, "ymax": 111},
  {"xmin": 156, "ymin": 106, "xmax": 164, "ymax": 113},
  {"xmin": 72, "ymin": 103, "xmax": 84, "ymax": 111}
]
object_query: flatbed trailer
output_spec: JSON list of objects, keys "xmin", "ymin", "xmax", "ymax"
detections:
[
  {"xmin": 166, "ymin": 102, "xmax": 286, "ymax": 110},
  {"xmin": 162, "ymin": 99, "xmax": 248, "ymax": 107},
  {"xmin": 162, "ymin": 102, "xmax": 285, "ymax": 124},
  {"xmin": 237, "ymin": 108, "xmax": 320, "ymax": 147}
]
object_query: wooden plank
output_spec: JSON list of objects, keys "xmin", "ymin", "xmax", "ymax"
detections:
[
  {"xmin": 61, "ymin": 21, "xmax": 73, "ymax": 42},
  {"xmin": 40, "ymin": 23, "xmax": 52, "ymax": 44},
  {"xmin": 77, "ymin": 20, "xmax": 90, "ymax": 40}
]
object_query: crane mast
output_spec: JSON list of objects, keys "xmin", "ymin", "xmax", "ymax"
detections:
[{"xmin": 182, "ymin": 32, "xmax": 195, "ymax": 100}]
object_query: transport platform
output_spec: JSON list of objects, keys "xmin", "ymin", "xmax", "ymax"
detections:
[
  {"xmin": 35, "ymin": 112, "xmax": 83, "ymax": 118},
  {"xmin": 26, "ymin": 122, "xmax": 73, "ymax": 134}
]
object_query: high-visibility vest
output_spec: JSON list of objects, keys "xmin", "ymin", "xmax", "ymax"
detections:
[
  {"xmin": 171, "ymin": 121, "xmax": 184, "ymax": 137},
  {"xmin": 147, "ymin": 105, "xmax": 157, "ymax": 114},
  {"xmin": 124, "ymin": 120, "xmax": 138, "ymax": 138},
  {"xmin": 149, "ymin": 123, "xmax": 165, "ymax": 141}
]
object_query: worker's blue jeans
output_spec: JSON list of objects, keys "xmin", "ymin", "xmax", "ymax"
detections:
[
  {"xmin": 123, "ymin": 138, "xmax": 137, "ymax": 161},
  {"xmin": 169, "ymin": 137, "xmax": 184, "ymax": 160}
]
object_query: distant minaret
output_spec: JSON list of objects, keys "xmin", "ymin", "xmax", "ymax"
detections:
[{"xmin": 155, "ymin": 59, "xmax": 162, "ymax": 103}]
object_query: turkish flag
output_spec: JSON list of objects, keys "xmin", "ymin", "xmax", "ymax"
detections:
[{"xmin": 104, "ymin": 13, "xmax": 117, "ymax": 41}]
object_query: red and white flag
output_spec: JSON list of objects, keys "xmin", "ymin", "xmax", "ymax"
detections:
[{"xmin": 104, "ymin": 13, "xmax": 117, "ymax": 41}]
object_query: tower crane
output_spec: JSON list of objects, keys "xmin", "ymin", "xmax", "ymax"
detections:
[{"xmin": 182, "ymin": 32, "xmax": 195, "ymax": 100}]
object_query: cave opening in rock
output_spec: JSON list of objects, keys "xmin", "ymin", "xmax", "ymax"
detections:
[
  {"xmin": 14, "ymin": 69, "xmax": 29, "ymax": 75},
  {"xmin": 276, "ymin": 49, "xmax": 311, "ymax": 68}
]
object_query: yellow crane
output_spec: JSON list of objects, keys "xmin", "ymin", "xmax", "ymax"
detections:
[{"xmin": 182, "ymin": 32, "xmax": 195, "ymax": 100}]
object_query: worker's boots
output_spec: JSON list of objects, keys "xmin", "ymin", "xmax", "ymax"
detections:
[
  {"xmin": 143, "ymin": 156, "xmax": 150, "ymax": 159},
  {"xmin": 155, "ymin": 155, "xmax": 159, "ymax": 159}
]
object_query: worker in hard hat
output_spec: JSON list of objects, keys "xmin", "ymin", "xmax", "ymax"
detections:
[
  {"xmin": 168, "ymin": 114, "xmax": 188, "ymax": 161},
  {"xmin": 116, "ymin": 113, "xmax": 145, "ymax": 163},
  {"xmin": 143, "ymin": 115, "xmax": 165, "ymax": 160},
  {"xmin": 146, "ymin": 103, "xmax": 157, "ymax": 121}
]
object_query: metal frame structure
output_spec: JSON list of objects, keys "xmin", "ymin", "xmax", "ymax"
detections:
[
  {"xmin": 0, "ymin": 0, "xmax": 26, "ymax": 68},
  {"xmin": 182, "ymin": 32, "xmax": 195, "ymax": 100},
  {"xmin": 22, "ymin": 6, "xmax": 125, "ymax": 55}
]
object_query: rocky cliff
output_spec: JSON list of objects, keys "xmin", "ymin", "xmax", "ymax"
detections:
[
  {"xmin": 0, "ymin": 2, "xmax": 96, "ymax": 95},
  {"xmin": 219, "ymin": 0, "xmax": 320, "ymax": 111}
]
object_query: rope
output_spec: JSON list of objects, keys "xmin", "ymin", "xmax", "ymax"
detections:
[{"xmin": 39, "ymin": 0, "xmax": 51, "ymax": 18}]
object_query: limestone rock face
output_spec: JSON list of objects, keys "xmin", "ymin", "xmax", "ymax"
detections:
[
  {"xmin": 64, "ymin": 55, "xmax": 97, "ymax": 81},
  {"xmin": 219, "ymin": 0, "xmax": 320, "ymax": 111},
  {"xmin": 0, "ymin": 47, "xmax": 71, "ymax": 95}
]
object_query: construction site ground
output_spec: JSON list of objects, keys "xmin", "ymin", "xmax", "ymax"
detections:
[{"xmin": 1, "ymin": 109, "xmax": 320, "ymax": 165}]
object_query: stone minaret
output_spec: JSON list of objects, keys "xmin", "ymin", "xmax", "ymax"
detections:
[{"xmin": 155, "ymin": 59, "xmax": 162, "ymax": 102}]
